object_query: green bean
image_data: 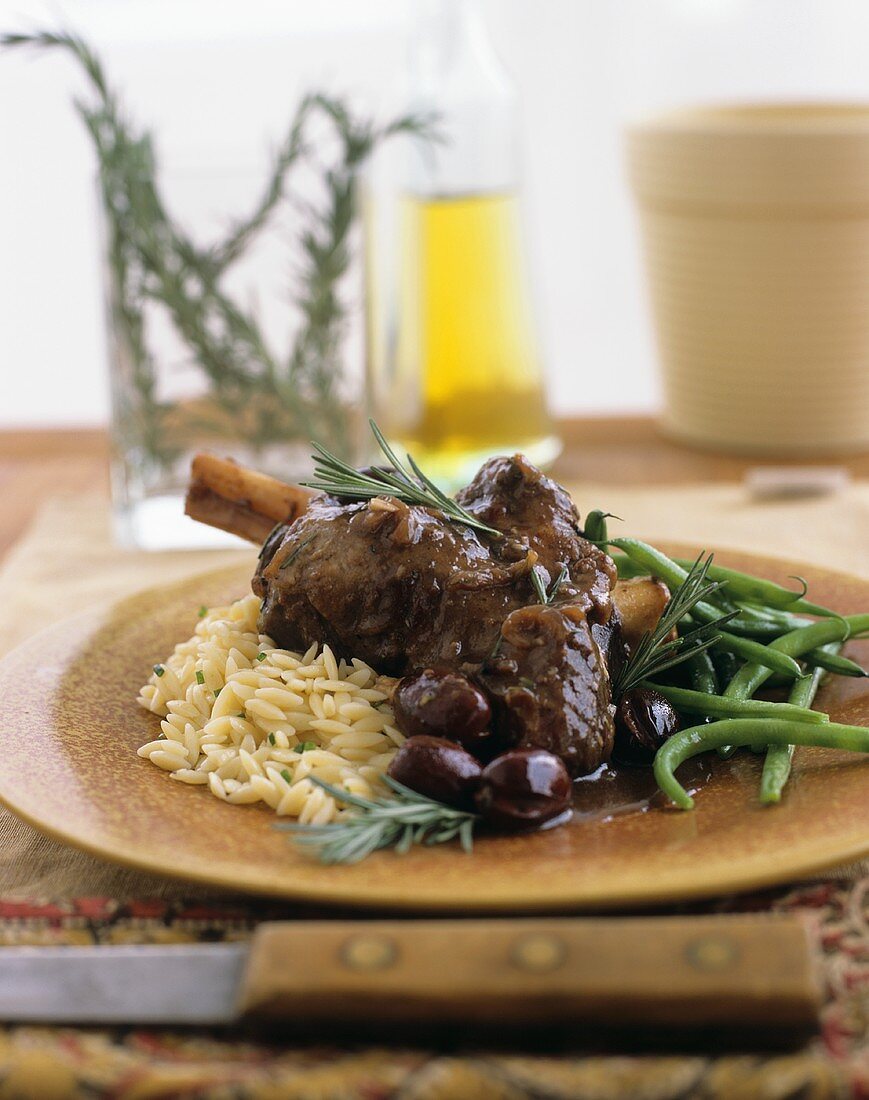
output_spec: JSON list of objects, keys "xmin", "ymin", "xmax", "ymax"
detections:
[
  {"xmin": 672, "ymin": 557, "xmax": 844, "ymax": 619},
  {"xmin": 725, "ymin": 607, "xmax": 849, "ymax": 641},
  {"xmin": 781, "ymin": 598, "xmax": 846, "ymax": 621},
  {"xmin": 803, "ymin": 649, "xmax": 867, "ymax": 678},
  {"xmin": 610, "ymin": 553, "xmax": 647, "ymax": 580},
  {"xmin": 611, "ymin": 541, "xmax": 845, "ymax": 626},
  {"xmin": 758, "ymin": 672, "xmax": 794, "ymax": 689},
  {"xmin": 712, "ymin": 650, "xmax": 740, "ymax": 685},
  {"xmin": 611, "ymin": 542, "xmax": 806, "ymax": 675},
  {"xmin": 672, "ymin": 557, "xmax": 805, "ymax": 608},
  {"xmin": 716, "ymin": 615, "xmax": 867, "ymax": 756},
  {"xmin": 739, "ymin": 609, "xmax": 815, "ymax": 635},
  {"xmin": 759, "ymin": 667, "xmax": 825, "ymax": 805},
  {"xmin": 761, "ymin": 642, "xmax": 846, "ymax": 803},
  {"xmin": 654, "ymin": 719, "xmax": 869, "ymax": 809},
  {"xmin": 770, "ymin": 618, "xmax": 857, "ymax": 654},
  {"xmin": 684, "ymin": 652, "xmax": 718, "ymax": 723},
  {"xmin": 706, "ymin": 607, "xmax": 814, "ymax": 639},
  {"xmin": 713, "ymin": 614, "xmax": 792, "ymax": 640},
  {"xmin": 607, "ymin": 540, "xmax": 726, "ymax": 620},
  {"xmin": 644, "ymin": 682, "xmax": 828, "ymax": 724},
  {"xmin": 584, "ymin": 510, "xmax": 618, "ymax": 544},
  {"xmin": 683, "ymin": 601, "xmax": 809, "ymax": 639},
  {"xmin": 685, "ymin": 651, "xmax": 718, "ymax": 696},
  {"xmin": 712, "ymin": 632, "xmax": 803, "ymax": 678},
  {"xmin": 726, "ymin": 615, "xmax": 868, "ymax": 698},
  {"xmin": 758, "ymin": 751, "xmax": 793, "ymax": 804},
  {"xmin": 609, "ymin": 542, "xmax": 812, "ymax": 660}
]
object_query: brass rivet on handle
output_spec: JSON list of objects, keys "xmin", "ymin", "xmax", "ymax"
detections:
[
  {"xmin": 341, "ymin": 934, "xmax": 398, "ymax": 972},
  {"xmin": 685, "ymin": 935, "xmax": 740, "ymax": 973},
  {"xmin": 510, "ymin": 933, "xmax": 567, "ymax": 973}
]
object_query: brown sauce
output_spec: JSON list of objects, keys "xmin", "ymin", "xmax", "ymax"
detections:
[{"xmin": 570, "ymin": 756, "xmax": 715, "ymax": 823}]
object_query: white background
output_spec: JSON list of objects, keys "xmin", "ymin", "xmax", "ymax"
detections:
[{"xmin": 2, "ymin": 0, "xmax": 869, "ymax": 429}]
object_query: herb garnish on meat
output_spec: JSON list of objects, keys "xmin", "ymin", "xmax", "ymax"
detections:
[{"xmin": 302, "ymin": 420, "xmax": 502, "ymax": 538}]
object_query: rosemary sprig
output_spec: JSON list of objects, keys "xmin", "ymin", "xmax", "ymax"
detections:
[
  {"xmin": 276, "ymin": 775, "xmax": 478, "ymax": 864},
  {"xmin": 302, "ymin": 419, "xmax": 503, "ymax": 538},
  {"xmin": 613, "ymin": 554, "xmax": 737, "ymax": 698},
  {"xmin": 1, "ymin": 31, "xmax": 434, "ymax": 466},
  {"xmin": 531, "ymin": 563, "xmax": 569, "ymax": 606}
]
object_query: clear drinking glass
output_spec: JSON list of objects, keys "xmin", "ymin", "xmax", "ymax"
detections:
[
  {"xmin": 365, "ymin": 0, "xmax": 559, "ymax": 489},
  {"xmin": 100, "ymin": 167, "xmax": 364, "ymax": 549}
]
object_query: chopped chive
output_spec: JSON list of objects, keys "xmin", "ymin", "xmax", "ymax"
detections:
[
  {"xmin": 268, "ymin": 733, "xmax": 276, "ymax": 745},
  {"xmin": 197, "ymin": 605, "xmax": 208, "ymax": 618},
  {"xmin": 153, "ymin": 664, "xmax": 165, "ymax": 677},
  {"xmin": 257, "ymin": 652, "xmax": 267, "ymax": 662},
  {"xmin": 294, "ymin": 741, "xmax": 317, "ymax": 753},
  {"xmin": 195, "ymin": 670, "xmax": 205, "ymax": 685},
  {"xmin": 280, "ymin": 768, "xmax": 292, "ymax": 784}
]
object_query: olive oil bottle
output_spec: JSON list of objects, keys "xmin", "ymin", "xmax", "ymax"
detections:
[{"xmin": 365, "ymin": 0, "xmax": 559, "ymax": 486}]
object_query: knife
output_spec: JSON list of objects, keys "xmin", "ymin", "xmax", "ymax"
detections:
[{"xmin": 0, "ymin": 915, "xmax": 819, "ymax": 1028}]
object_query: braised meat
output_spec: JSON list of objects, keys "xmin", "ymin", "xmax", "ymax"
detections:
[
  {"xmin": 252, "ymin": 455, "xmax": 617, "ymax": 775},
  {"xmin": 480, "ymin": 604, "xmax": 614, "ymax": 777},
  {"xmin": 255, "ymin": 455, "xmax": 615, "ymax": 665},
  {"xmin": 456, "ymin": 454, "xmax": 614, "ymax": 623},
  {"xmin": 254, "ymin": 493, "xmax": 538, "ymax": 673}
]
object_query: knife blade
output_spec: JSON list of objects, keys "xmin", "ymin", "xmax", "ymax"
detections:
[
  {"xmin": 0, "ymin": 942, "xmax": 247, "ymax": 1024},
  {"xmin": 0, "ymin": 915, "xmax": 820, "ymax": 1028}
]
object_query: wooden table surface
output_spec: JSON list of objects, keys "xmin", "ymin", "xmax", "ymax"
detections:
[{"xmin": 2, "ymin": 418, "xmax": 868, "ymax": 563}]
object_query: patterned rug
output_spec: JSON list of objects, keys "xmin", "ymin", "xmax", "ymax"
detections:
[{"xmin": 0, "ymin": 875, "xmax": 863, "ymax": 1100}]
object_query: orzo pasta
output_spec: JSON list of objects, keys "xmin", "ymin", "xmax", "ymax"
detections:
[{"xmin": 137, "ymin": 594, "xmax": 402, "ymax": 824}]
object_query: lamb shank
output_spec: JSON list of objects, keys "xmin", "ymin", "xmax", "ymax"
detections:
[{"xmin": 187, "ymin": 452, "xmax": 620, "ymax": 776}]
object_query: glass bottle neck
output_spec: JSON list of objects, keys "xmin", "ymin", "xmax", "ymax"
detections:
[{"xmin": 407, "ymin": 0, "xmax": 518, "ymax": 197}]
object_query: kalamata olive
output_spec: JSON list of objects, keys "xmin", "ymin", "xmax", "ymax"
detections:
[
  {"xmin": 387, "ymin": 735, "xmax": 483, "ymax": 809},
  {"xmin": 475, "ymin": 749, "xmax": 572, "ymax": 830},
  {"xmin": 613, "ymin": 686, "xmax": 680, "ymax": 767},
  {"xmin": 393, "ymin": 667, "xmax": 493, "ymax": 754}
]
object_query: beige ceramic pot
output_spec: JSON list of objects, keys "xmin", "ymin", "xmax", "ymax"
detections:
[{"xmin": 627, "ymin": 104, "xmax": 869, "ymax": 454}]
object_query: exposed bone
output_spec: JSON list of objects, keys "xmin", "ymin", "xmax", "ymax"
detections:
[{"xmin": 185, "ymin": 453, "xmax": 314, "ymax": 545}]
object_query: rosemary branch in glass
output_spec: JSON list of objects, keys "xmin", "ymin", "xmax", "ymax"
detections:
[
  {"xmin": 277, "ymin": 776, "xmax": 478, "ymax": 864},
  {"xmin": 1, "ymin": 30, "xmax": 434, "ymax": 468},
  {"xmin": 612, "ymin": 554, "xmax": 737, "ymax": 698},
  {"xmin": 303, "ymin": 419, "xmax": 503, "ymax": 538}
]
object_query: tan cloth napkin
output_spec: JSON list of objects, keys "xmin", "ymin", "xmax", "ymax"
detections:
[
  {"xmin": 0, "ymin": 494, "xmax": 249, "ymax": 899},
  {"xmin": 568, "ymin": 480, "xmax": 869, "ymax": 578},
  {"xmin": 0, "ymin": 484, "xmax": 866, "ymax": 900}
]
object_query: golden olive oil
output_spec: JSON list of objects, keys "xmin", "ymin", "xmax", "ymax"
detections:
[{"xmin": 373, "ymin": 191, "xmax": 558, "ymax": 485}]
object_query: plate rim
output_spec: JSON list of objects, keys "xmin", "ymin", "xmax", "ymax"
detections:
[
  {"xmin": 1, "ymin": 769, "xmax": 867, "ymax": 912},
  {"xmin": 0, "ymin": 544, "xmax": 866, "ymax": 911}
]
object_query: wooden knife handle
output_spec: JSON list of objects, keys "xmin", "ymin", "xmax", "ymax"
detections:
[{"xmin": 236, "ymin": 915, "xmax": 819, "ymax": 1027}]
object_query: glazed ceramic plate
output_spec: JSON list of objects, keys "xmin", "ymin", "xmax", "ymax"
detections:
[{"xmin": 0, "ymin": 546, "xmax": 867, "ymax": 912}]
